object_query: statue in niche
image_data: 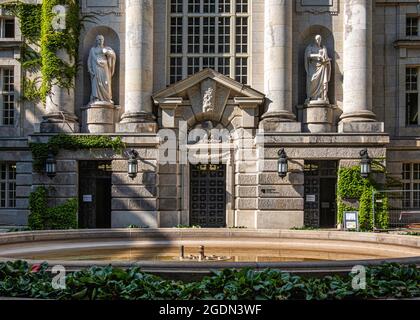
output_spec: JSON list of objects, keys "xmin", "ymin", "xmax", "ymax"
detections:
[
  {"xmin": 88, "ymin": 35, "xmax": 116, "ymax": 104},
  {"xmin": 304, "ymin": 35, "xmax": 331, "ymax": 104}
]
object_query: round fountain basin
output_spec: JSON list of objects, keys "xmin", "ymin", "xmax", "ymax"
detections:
[{"xmin": 0, "ymin": 229, "xmax": 419, "ymax": 277}]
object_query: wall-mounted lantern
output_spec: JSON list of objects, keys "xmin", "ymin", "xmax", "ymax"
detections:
[
  {"xmin": 128, "ymin": 149, "xmax": 139, "ymax": 179},
  {"xmin": 45, "ymin": 149, "xmax": 57, "ymax": 179},
  {"xmin": 360, "ymin": 148, "xmax": 372, "ymax": 179},
  {"xmin": 278, "ymin": 148, "xmax": 288, "ymax": 178}
]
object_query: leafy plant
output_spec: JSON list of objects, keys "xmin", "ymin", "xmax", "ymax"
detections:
[
  {"xmin": 28, "ymin": 186, "xmax": 77, "ymax": 230},
  {"xmin": 290, "ymin": 226, "xmax": 319, "ymax": 231},
  {"xmin": 337, "ymin": 166, "xmax": 389, "ymax": 231},
  {"xmin": 0, "ymin": 0, "xmax": 82, "ymax": 102},
  {"xmin": 0, "ymin": 262, "xmax": 418, "ymax": 300},
  {"xmin": 29, "ymin": 134, "xmax": 125, "ymax": 171}
]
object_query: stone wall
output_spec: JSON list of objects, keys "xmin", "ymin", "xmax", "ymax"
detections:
[
  {"xmin": 111, "ymin": 147, "xmax": 158, "ymax": 228},
  {"xmin": 0, "ymin": 147, "xmax": 32, "ymax": 225}
]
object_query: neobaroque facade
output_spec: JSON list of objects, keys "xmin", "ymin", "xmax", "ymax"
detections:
[{"xmin": 0, "ymin": 0, "xmax": 419, "ymax": 229}]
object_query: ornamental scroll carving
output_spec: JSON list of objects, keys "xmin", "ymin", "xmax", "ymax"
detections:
[{"xmin": 296, "ymin": 0, "xmax": 339, "ymax": 15}]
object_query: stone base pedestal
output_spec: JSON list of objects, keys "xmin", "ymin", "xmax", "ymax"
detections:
[
  {"xmin": 116, "ymin": 122, "xmax": 157, "ymax": 133},
  {"xmin": 116, "ymin": 112, "xmax": 157, "ymax": 133},
  {"xmin": 40, "ymin": 113, "xmax": 79, "ymax": 133},
  {"xmin": 303, "ymin": 102, "xmax": 334, "ymax": 133},
  {"xmin": 338, "ymin": 122, "xmax": 384, "ymax": 133},
  {"xmin": 259, "ymin": 117, "xmax": 301, "ymax": 133},
  {"xmin": 82, "ymin": 102, "xmax": 119, "ymax": 133}
]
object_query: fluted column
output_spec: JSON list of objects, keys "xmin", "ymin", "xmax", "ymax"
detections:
[
  {"xmin": 261, "ymin": 0, "xmax": 296, "ymax": 124},
  {"xmin": 340, "ymin": 0, "xmax": 376, "ymax": 123},
  {"xmin": 118, "ymin": 0, "xmax": 156, "ymax": 133}
]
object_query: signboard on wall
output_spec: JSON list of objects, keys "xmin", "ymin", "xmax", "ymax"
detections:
[
  {"xmin": 344, "ymin": 211, "xmax": 359, "ymax": 231},
  {"xmin": 296, "ymin": 0, "xmax": 339, "ymax": 15},
  {"xmin": 306, "ymin": 194, "xmax": 316, "ymax": 203}
]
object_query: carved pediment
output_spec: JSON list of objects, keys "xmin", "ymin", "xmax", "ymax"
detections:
[
  {"xmin": 153, "ymin": 69, "xmax": 265, "ymax": 129},
  {"xmin": 153, "ymin": 69, "xmax": 264, "ymax": 102}
]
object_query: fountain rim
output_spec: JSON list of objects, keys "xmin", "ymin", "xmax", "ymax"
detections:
[{"xmin": 0, "ymin": 229, "xmax": 419, "ymax": 276}]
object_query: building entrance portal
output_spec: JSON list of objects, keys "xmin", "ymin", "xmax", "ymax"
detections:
[
  {"xmin": 78, "ymin": 161, "xmax": 112, "ymax": 229},
  {"xmin": 190, "ymin": 164, "xmax": 227, "ymax": 228},
  {"xmin": 304, "ymin": 161, "xmax": 338, "ymax": 228}
]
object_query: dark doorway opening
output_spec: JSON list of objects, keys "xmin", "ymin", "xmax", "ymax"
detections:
[
  {"xmin": 78, "ymin": 161, "xmax": 112, "ymax": 229},
  {"xmin": 190, "ymin": 164, "xmax": 227, "ymax": 228},
  {"xmin": 304, "ymin": 161, "xmax": 338, "ymax": 228}
]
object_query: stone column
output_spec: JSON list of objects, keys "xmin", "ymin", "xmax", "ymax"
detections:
[
  {"xmin": 117, "ymin": 0, "xmax": 156, "ymax": 133},
  {"xmin": 340, "ymin": 0, "xmax": 382, "ymax": 132},
  {"xmin": 260, "ymin": 0, "xmax": 300, "ymax": 132},
  {"xmin": 41, "ymin": 50, "xmax": 79, "ymax": 133}
]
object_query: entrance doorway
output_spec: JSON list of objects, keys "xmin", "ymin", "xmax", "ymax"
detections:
[
  {"xmin": 190, "ymin": 164, "xmax": 227, "ymax": 228},
  {"xmin": 304, "ymin": 161, "xmax": 338, "ymax": 228},
  {"xmin": 78, "ymin": 161, "xmax": 112, "ymax": 229}
]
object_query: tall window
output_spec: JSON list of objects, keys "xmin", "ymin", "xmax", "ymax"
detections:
[
  {"xmin": 406, "ymin": 67, "xmax": 419, "ymax": 126},
  {"xmin": 406, "ymin": 17, "xmax": 419, "ymax": 36},
  {"xmin": 402, "ymin": 163, "xmax": 420, "ymax": 209},
  {"xmin": 0, "ymin": 67, "xmax": 15, "ymax": 125},
  {"xmin": 0, "ymin": 163, "xmax": 16, "ymax": 209},
  {"xmin": 169, "ymin": 0, "xmax": 250, "ymax": 84},
  {"xmin": 0, "ymin": 18, "xmax": 15, "ymax": 38}
]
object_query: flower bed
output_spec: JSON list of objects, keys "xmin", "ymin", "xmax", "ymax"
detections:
[{"xmin": 0, "ymin": 261, "xmax": 418, "ymax": 300}]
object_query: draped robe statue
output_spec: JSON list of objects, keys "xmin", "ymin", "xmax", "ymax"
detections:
[
  {"xmin": 88, "ymin": 35, "xmax": 116, "ymax": 104},
  {"xmin": 304, "ymin": 35, "xmax": 331, "ymax": 104}
]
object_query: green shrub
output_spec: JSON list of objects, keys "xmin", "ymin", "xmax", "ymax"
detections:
[
  {"xmin": 0, "ymin": 261, "xmax": 418, "ymax": 300},
  {"xmin": 29, "ymin": 134, "xmax": 125, "ymax": 171},
  {"xmin": 337, "ymin": 166, "xmax": 389, "ymax": 231},
  {"xmin": 28, "ymin": 186, "xmax": 77, "ymax": 230},
  {"xmin": 28, "ymin": 186, "xmax": 48, "ymax": 230}
]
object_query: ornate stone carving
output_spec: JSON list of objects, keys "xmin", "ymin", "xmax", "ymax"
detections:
[
  {"xmin": 202, "ymin": 87, "xmax": 215, "ymax": 113},
  {"xmin": 296, "ymin": 0, "xmax": 339, "ymax": 15},
  {"xmin": 201, "ymin": 79, "xmax": 217, "ymax": 113},
  {"xmin": 81, "ymin": 0, "xmax": 122, "ymax": 16}
]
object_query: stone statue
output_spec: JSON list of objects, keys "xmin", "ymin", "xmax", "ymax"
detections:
[
  {"xmin": 88, "ymin": 35, "xmax": 116, "ymax": 104},
  {"xmin": 304, "ymin": 35, "xmax": 331, "ymax": 104}
]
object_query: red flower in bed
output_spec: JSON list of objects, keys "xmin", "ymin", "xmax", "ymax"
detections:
[{"xmin": 30, "ymin": 264, "xmax": 42, "ymax": 273}]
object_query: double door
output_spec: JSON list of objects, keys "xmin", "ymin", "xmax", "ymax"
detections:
[
  {"xmin": 190, "ymin": 164, "xmax": 227, "ymax": 228},
  {"xmin": 79, "ymin": 161, "xmax": 112, "ymax": 229},
  {"xmin": 304, "ymin": 161, "xmax": 337, "ymax": 228}
]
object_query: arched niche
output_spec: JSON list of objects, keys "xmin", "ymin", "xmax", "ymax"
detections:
[
  {"xmin": 82, "ymin": 26, "xmax": 120, "ymax": 106},
  {"xmin": 298, "ymin": 25, "xmax": 336, "ymax": 106}
]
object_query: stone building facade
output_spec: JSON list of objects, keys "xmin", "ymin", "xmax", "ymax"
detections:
[{"xmin": 0, "ymin": 0, "xmax": 419, "ymax": 229}]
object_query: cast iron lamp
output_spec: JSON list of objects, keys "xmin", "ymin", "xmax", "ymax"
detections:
[
  {"xmin": 278, "ymin": 148, "xmax": 288, "ymax": 178},
  {"xmin": 128, "ymin": 149, "xmax": 139, "ymax": 179},
  {"xmin": 45, "ymin": 149, "xmax": 57, "ymax": 179},
  {"xmin": 360, "ymin": 148, "xmax": 372, "ymax": 179}
]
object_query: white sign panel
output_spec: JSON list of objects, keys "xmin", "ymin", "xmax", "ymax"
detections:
[
  {"xmin": 306, "ymin": 194, "xmax": 316, "ymax": 203},
  {"xmin": 344, "ymin": 211, "xmax": 359, "ymax": 231}
]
